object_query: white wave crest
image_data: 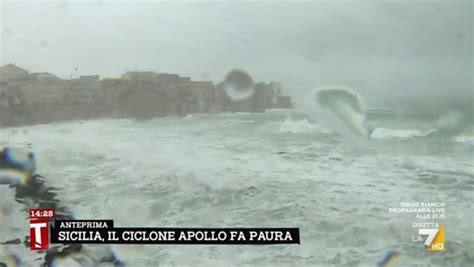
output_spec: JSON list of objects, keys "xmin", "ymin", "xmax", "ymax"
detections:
[
  {"xmin": 277, "ymin": 119, "xmax": 319, "ymax": 133},
  {"xmin": 370, "ymin": 128, "xmax": 429, "ymax": 139},
  {"xmin": 453, "ymin": 134, "xmax": 474, "ymax": 144}
]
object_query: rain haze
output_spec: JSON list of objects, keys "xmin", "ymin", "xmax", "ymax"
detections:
[{"xmin": 1, "ymin": 0, "xmax": 472, "ymax": 106}]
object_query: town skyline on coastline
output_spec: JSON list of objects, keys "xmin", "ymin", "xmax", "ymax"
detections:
[
  {"xmin": 0, "ymin": 63, "xmax": 293, "ymax": 127},
  {"xmin": 0, "ymin": 63, "xmax": 247, "ymax": 84}
]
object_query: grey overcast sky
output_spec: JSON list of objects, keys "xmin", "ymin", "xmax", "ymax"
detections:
[{"xmin": 1, "ymin": 0, "xmax": 472, "ymax": 106}]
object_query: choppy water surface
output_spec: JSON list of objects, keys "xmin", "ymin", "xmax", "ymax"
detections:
[{"xmin": 1, "ymin": 110, "xmax": 473, "ymax": 266}]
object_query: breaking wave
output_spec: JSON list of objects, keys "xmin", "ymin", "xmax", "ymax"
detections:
[
  {"xmin": 424, "ymin": 109, "xmax": 473, "ymax": 139},
  {"xmin": 302, "ymin": 86, "xmax": 371, "ymax": 141},
  {"xmin": 277, "ymin": 118, "xmax": 319, "ymax": 133}
]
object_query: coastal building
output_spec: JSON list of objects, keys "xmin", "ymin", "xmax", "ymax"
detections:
[
  {"xmin": 274, "ymin": 96, "xmax": 293, "ymax": 109},
  {"xmin": 0, "ymin": 80, "xmax": 27, "ymax": 126},
  {"xmin": 101, "ymin": 78, "xmax": 130, "ymax": 111},
  {"xmin": 0, "ymin": 64, "xmax": 34, "ymax": 106},
  {"xmin": 268, "ymin": 82, "xmax": 282, "ymax": 95},
  {"xmin": 31, "ymin": 72, "xmax": 61, "ymax": 82},
  {"xmin": 119, "ymin": 71, "xmax": 219, "ymax": 116},
  {"xmin": 216, "ymin": 81, "xmax": 289, "ymax": 112},
  {"xmin": 0, "ymin": 63, "xmax": 30, "ymax": 83},
  {"xmin": 121, "ymin": 71, "xmax": 160, "ymax": 91},
  {"xmin": 179, "ymin": 77, "xmax": 191, "ymax": 83},
  {"xmin": 216, "ymin": 82, "xmax": 253, "ymax": 112},
  {"xmin": 0, "ymin": 82, "xmax": 8, "ymax": 125},
  {"xmin": 155, "ymin": 73, "xmax": 182, "ymax": 86},
  {"xmin": 17, "ymin": 79, "xmax": 70, "ymax": 106},
  {"xmin": 70, "ymin": 75, "xmax": 104, "ymax": 104},
  {"xmin": 121, "ymin": 71, "xmax": 156, "ymax": 83},
  {"xmin": 254, "ymin": 82, "xmax": 274, "ymax": 111},
  {"xmin": 169, "ymin": 81, "xmax": 216, "ymax": 115},
  {"xmin": 0, "ymin": 65, "xmax": 70, "ymax": 107},
  {"xmin": 0, "ymin": 63, "xmax": 294, "ymax": 127},
  {"xmin": 0, "ymin": 81, "xmax": 9, "ymax": 108},
  {"xmin": 121, "ymin": 71, "xmax": 189, "ymax": 92},
  {"xmin": 209, "ymin": 85, "xmax": 225, "ymax": 113}
]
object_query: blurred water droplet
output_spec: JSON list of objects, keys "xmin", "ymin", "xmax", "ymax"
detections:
[
  {"xmin": 0, "ymin": 254, "xmax": 21, "ymax": 267},
  {"xmin": 3, "ymin": 27, "xmax": 12, "ymax": 35},
  {"xmin": 223, "ymin": 69, "xmax": 254, "ymax": 101},
  {"xmin": 59, "ymin": 0, "xmax": 68, "ymax": 9},
  {"xmin": 50, "ymin": 256, "xmax": 83, "ymax": 267}
]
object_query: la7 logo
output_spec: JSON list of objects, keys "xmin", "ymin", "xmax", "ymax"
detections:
[
  {"xmin": 418, "ymin": 225, "xmax": 445, "ymax": 251},
  {"xmin": 418, "ymin": 228, "xmax": 439, "ymax": 246}
]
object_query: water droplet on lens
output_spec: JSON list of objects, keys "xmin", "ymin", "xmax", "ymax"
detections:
[{"xmin": 223, "ymin": 69, "xmax": 254, "ymax": 101}]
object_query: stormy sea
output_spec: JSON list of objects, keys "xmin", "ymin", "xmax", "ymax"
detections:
[{"xmin": 1, "ymin": 109, "xmax": 473, "ymax": 266}]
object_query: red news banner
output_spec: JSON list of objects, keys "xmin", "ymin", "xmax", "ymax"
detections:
[{"xmin": 29, "ymin": 208, "xmax": 300, "ymax": 251}]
